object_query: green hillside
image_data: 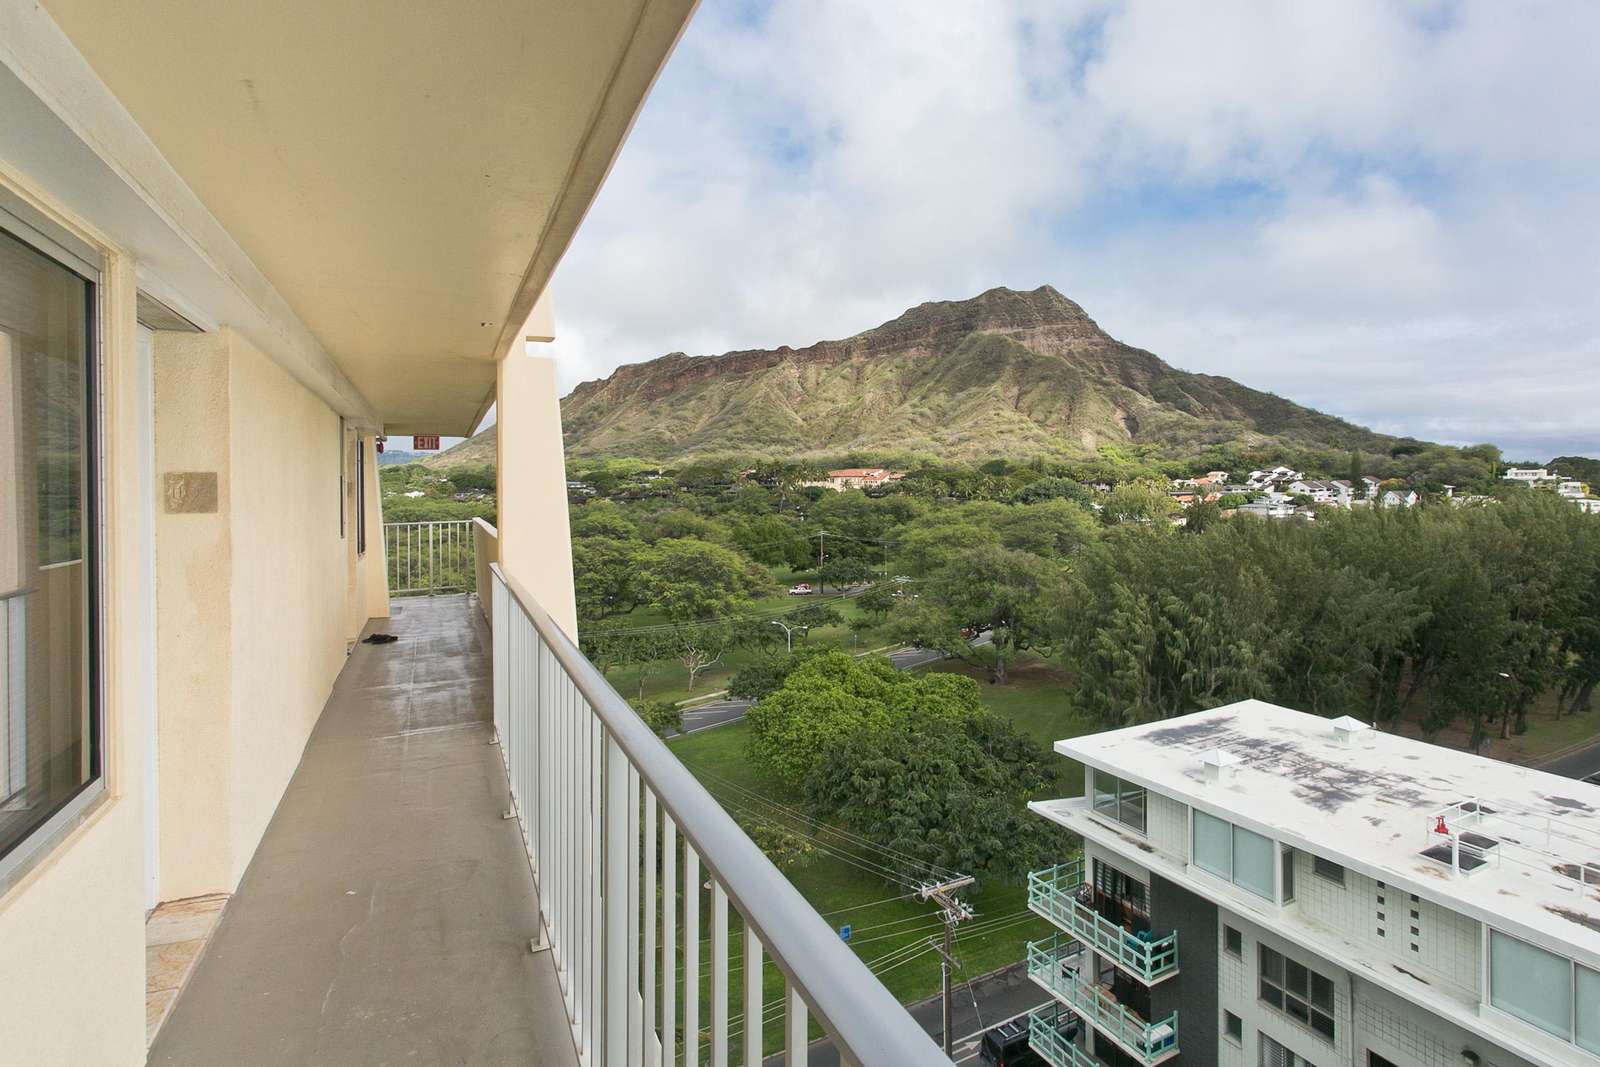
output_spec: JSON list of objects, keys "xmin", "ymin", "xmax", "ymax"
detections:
[{"xmin": 556, "ymin": 285, "xmax": 1399, "ymax": 462}]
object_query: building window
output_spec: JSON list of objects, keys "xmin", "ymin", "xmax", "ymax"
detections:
[
  {"xmin": 1193, "ymin": 809, "xmax": 1275, "ymax": 899},
  {"xmin": 1093, "ymin": 857, "xmax": 1150, "ymax": 917},
  {"xmin": 1225, "ymin": 1010, "xmax": 1243, "ymax": 1044},
  {"xmin": 1259, "ymin": 945, "xmax": 1336, "ymax": 1042},
  {"xmin": 354, "ymin": 436, "xmax": 367, "ymax": 557},
  {"xmin": 1312, "ymin": 856, "xmax": 1345, "ymax": 885},
  {"xmin": 1260, "ymin": 1033, "xmax": 1317, "ymax": 1067},
  {"xmin": 1490, "ymin": 929, "xmax": 1578, "ymax": 1042},
  {"xmin": 1225, "ymin": 924, "xmax": 1243, "ymax": 957},
  {"xmin": 1282, "ymin": 846, "xmax": 1296, "ymax": 902},
  {"xmin": 1092, "ymin": 769, "xmax": 1147, "ymax": 833},
  {"xmin": 0, "ymin": 222, "xmax": 101, "ymax": 877}
]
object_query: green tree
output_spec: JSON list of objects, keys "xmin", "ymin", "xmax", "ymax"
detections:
[
  {"xmin": 639, "ymin": 538, "xmax": 767, "ymax": 621},
  {"xmin": 894, "ymin": 544, "xmax": 1065, "ymax": 684}
]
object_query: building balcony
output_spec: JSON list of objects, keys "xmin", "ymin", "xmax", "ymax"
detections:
[
  {"xmin": 1027, "ymin": 1004, "xmax": 1095, "ymax": 1067},
  {"xmin": 1028, "ymin": 861, "xmax": 1179, "ymax": 984},
  {"xmin": 1026, "ymin": 934, "xmax": 1179, "ymax": 1067},
  {"xmin": 147, "ymin": 538, "xmax": 947, "ymax": 1065}
]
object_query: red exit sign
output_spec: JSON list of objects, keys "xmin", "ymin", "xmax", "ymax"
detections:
[{"xmin": 414, "ymin": 435, "xmax": 441, "ymax": 451}]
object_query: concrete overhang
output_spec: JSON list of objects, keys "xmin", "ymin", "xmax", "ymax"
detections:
[{"xmin": 32, "ymin": 0, "xmax": 696, "ymax": 436}]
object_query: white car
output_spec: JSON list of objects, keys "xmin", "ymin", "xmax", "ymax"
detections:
[{"xmin": 788, "ymin": 583, "xmax": 815, "ymax": 595}]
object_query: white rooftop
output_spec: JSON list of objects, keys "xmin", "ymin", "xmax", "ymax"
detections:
[{"xmin": 1056, "ymin": 700, "xmax": 1600, "ymax": 964}]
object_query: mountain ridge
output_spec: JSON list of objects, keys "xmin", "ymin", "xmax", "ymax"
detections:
[{"xmin": 551, "ymin": 285, "xmax": 1397, "ymax": 462}]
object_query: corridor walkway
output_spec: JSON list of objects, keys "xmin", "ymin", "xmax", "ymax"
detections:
[{"xmin": 150, "ymin": 594, "xmax": 577, "ymax": 1065}]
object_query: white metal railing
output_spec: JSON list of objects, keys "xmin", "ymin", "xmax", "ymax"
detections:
[
  {"xmin": 385, "ymin": 520, "xmax": 476, "ymax": 595},
  {"xmin": 490, "ymin": 563, "xmax": 948, "ymax": 1066}
]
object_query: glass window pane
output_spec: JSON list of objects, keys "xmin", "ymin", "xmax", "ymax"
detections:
[
  {"xmin": 1260, "ymin": 944, "xmax": 1283, "ymax": 984},
  {"xmin": 1194, "ymin": 810, "xmax": 1232, "ymax": 879},
  {"xmin": 1233, "ymin": 824, "xmax": 1276, "ymax": 898},
  {"xmin": 1260, "ymin": 981, "xmax": 1282, "ymax": 1010},
  {"xmin": 1312, "ymin": 1010, "xmax": 1335, "ymax": 1041},
  {"xmin": 1120, "ymin": 784, "xmax": 1146, "ymax": 832},
  {"xmin": 1282, "ymin": 846, "xmax": 1296, "ymax": 902},
  {"xmin": 1311, "ymin": 972, "xmax": 1334, "ymax": 1011},
  {"xmin": 1285, "ymin": 958, "xmax": 1309, "ymax": 996},
  {"xmin": 0, "ymin": 226, "xmax": 97, "ymax": 862},
  {"xmin": 1490, "ymin": 931, "xmax": 1572, "ymax": 1039},
  {"xmin": 1093, "ymin": 770, "xmax": 1118, "ymax": 814},
  {"xmin": 1576, "ymin": 964, "xmax": 1599, "ymax": 1054}
]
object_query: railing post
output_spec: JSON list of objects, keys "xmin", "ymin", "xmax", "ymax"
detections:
[{"xmin": 604, "ymin": 731, "xmax": 628, "ymax": 1067}]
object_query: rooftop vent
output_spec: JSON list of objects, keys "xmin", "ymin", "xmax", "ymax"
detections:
[
  {"xmin": 1201, "ymin": 748, "xmax": 1241, "ymax": 784},
  {"xmin": 1330, "ymin": 715, "xmax": 1372, "ymax": 747}
]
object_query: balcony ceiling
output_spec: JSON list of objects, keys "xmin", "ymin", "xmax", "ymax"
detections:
[{"xmin": 40, "ymin": 0, "xmax": 695, "ymax": 435}]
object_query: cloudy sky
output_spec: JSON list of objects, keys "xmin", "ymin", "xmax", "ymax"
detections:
[{"xmin": 538, "ymin": 0, "xmax": 1599, "ymax": 460}]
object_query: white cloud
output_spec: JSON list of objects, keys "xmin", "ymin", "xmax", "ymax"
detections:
[{"xmin": 547, "ymin": 0, "xmax": 1600, "ymax": 458}]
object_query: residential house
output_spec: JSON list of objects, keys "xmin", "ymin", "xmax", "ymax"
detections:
[
  {"xmin": 1247, "ymin": 466, "xmax": 1303, "ymax": 490},
  {"xmin": 1558, "ymin": 480, "xmax": 1587, "ymax": 499},
  {"xmin": 808, "ymin": 467, "xmax": 903, "ymax": 491},
  {"xmin": 1381, "ymin": 489, "xmax": 1420, "ymax": 509},
  {"xmin": 1503, "ymin": 467, "xmax": 1553, "ymax": 483},
  {"xmin": 1021, "ymin": 702, "xmax": 1600, "ymax": 1067},
  {"xmin": 0, "ymin": 4, "xmax": 942, "ymax": 1065}
]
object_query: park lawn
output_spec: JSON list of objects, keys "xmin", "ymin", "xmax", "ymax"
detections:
[
  {"xmin": 1391, "ymin": 687, "xmax": 1600, "ymax": 765},
  {"xmin": 665, "ymin": 665, "xmax": 1091, "ymax": 1054}
]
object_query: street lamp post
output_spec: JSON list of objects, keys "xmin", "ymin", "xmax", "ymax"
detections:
[{"xmin": 771, "ymin": 619, "xmax": 806, "ymax": 653}]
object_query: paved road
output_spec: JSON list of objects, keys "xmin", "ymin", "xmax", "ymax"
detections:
[
  {"xmin": 1539, "ymin": 738, "xmax": 1600, "ymax": 783},
  {"xmin": 761, "ymin": 963, "xmax": 1050, "ymax": 1067}
]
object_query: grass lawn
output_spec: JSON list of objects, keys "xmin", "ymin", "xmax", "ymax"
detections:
[
  {"xmin": 664, "ymin": 663, "xmax": 1092, "ymax": 1055},
  {"xmin": 1390, "ymin": 687, "xmax": 1600, "ymax": 765}
]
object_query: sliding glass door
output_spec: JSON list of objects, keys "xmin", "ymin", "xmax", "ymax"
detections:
[{"xmin": 0, "ymin": 219, "xmax": 100, "ymax": 878}]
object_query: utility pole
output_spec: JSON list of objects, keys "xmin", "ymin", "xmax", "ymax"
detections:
[
  {"xmin": 817, "ymin": 528, "xmax": 825, "ymax": 569},
  {"xmin": 919, "ymin": 875, "xmax": 975, "ymax": 1056}
]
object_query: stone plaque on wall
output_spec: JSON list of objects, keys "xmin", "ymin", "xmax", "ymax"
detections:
[{"xmin": 164, "ymin": 472, "xmax": 219, "ymax": 514}]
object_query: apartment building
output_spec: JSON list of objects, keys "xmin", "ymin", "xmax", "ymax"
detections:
[{"xmin": 1022, "ymin": 701, "xmax": 1600, "ymax": 1067}]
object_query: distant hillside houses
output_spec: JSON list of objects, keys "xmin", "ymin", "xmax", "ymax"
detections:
[
  {"xmin": 1502, "ymin": 466, "xmax": 1599, "ymax": 512},
  {"xmin": 1169, "ymin": 470, "xmax": 1412, "ymax": 522},
  {"xmin": 806, "ymin": 467, "xmax": 907, "ymax": 491}
]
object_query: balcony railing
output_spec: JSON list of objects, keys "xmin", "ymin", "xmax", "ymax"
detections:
[
  {"xmin": 385, "ymin": 520, "xmax": 477, "ymax": 595},
  {"xmin": 1028, "ymin": 862, "xmax": 1178, "ymax": 983},
  {"xmin": 1026, "ymin": 935, "xmax": 1179, "ymax": 1067},
  {"xmin": 489, "ymin": 563, "xmax": 947, "ymax": 1065},
  {"xmin": 1027, "ymin": 1004, "xmax": 1094, "ymax": 1067}
]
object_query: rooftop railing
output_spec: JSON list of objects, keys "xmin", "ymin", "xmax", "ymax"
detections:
[
  {"xmin": 490, "ymin": 562, "xmax": 948, "ymax": 1066},
  {"xmin": 1026, "ymin": 934, "xmax": 1179, "ymax": 1067},
  {"xmin": 1027, "ymin": 862, "xmax": 1179, "ymax": 983}
]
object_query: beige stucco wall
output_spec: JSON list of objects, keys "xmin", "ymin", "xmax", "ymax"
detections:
[
  {"xmin": 496, "ymin": 350, "xmax": 577, "ymax": 637},
  {"xmin": 153, "ymin": 327, "xmax": 384, "ymax": 894},
  {"xmin": 226, "ymin": 331, "xmax": 352, "ymax": 881},
  {"xmin": 152, "ymin": 329, "xmax": 234, "ymax": 898},
  {"xmin": 0, "ymin": 196, "xmax": 149, "ymax": 1064}
]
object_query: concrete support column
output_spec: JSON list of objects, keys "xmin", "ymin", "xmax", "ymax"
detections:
[
  {"xmin": 151, "ymin": 329, "xmax": 234, "ymax": 899},
  {"xmin": 495, "ymin": 342, "xmax": 577, "ymax": 639}
]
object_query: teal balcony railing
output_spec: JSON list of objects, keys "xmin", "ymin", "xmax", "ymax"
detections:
[
  {"xmin": 1027, "ymin": 934, "xmax": 1179, "ymax": 1066},
  {"xmin": 1028, "ymin": 1004, "xmax": 1095, "ymax": 1067},
  {"xmin": 1028, "ymin": 862, "xmax": 1178, "ymax": 983}
]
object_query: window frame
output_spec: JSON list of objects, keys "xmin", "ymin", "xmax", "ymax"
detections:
[
  {"xmin": 1092, "ymin": 768, "xmax": 1147, "ymax": 834},
  {"xmin": 0, "ymin": 202, "xmax": 108, "ymax": 890},
  {"xmin": 1259, "ymin": 944, "xmax": 1336, "ymax": 1044},
  {"xmin": 354, "ymin": 434, "xmax": 367, "ymax": 557},
  {"xmin": 1312, "ymin": 856, "xmax": 1345, "ymax": 886},
  {"xmin": 1223, "ymin": 1009, "xmax": 1243, "ymax": 1045}
]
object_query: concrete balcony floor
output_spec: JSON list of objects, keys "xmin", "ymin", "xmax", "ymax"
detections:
[{"xmin": 149, "ymin": 593, "xmax": 578, "ymax": 1066}]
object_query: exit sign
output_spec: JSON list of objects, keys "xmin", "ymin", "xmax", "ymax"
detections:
[{"xmin": 414, "ymin": 435, "xmax": 441, "ymax": 450}]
